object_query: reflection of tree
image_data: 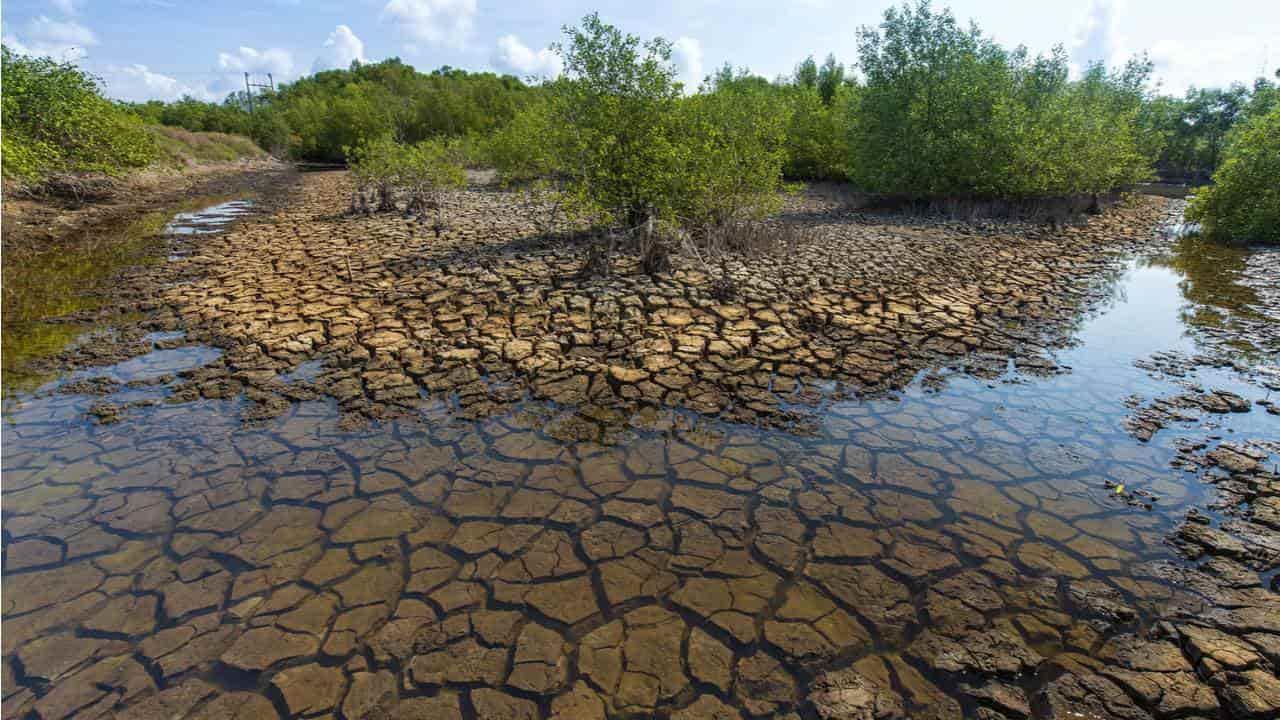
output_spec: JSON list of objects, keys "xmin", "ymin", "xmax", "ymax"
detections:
[{"xmin": 1144, "ymin": 234, "xmax": 1262, "ymax": 332}]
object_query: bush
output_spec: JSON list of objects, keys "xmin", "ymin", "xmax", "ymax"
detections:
[
  {"xmin": 1185, "ymin": 104, "xmax": 1280, "ymax": 243},
  {"xmin": 346, "ymin": 136, "xmax": 467, "ymax": 230},
  {"xmin": 782, "ymin": 84, "xmax": 851, "ymax": 180},
  {"xmin": 674, "ymin": 81, "xmax": 790, "ymax": 227},
  {"xmin": 2, "ymin": 46, "xmax": 156, "ymax": 185},
  {"xmin": 847, "ymin": 1, "xmax": 1152, "ymax": 199},
  {"xmin": 490, "ymin": 14, "xmax": 791, "ymax": 274}
]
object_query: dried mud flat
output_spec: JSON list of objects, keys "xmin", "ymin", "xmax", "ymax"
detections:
[
  {"xmin": 3, "ymin": 172, "xmax": 1279, "ymax": 720},
  {"xmin": 128, "ymin": 172, "xmax": 1171, "ymax": 427}
]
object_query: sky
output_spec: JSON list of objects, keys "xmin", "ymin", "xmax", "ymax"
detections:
[{"xmin": 2, "ymin": 0, "xmax": 1278, "ymax": 103}]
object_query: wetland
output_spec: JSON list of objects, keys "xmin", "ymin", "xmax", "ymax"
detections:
[{"xmin": 2, "ymin": 172, "xmax": 1278, "ymax": 720}]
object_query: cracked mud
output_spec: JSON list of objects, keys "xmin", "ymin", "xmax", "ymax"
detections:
[{"xmin": 2, "ymin": 173, "xmax": 1278, "ymax": 719}]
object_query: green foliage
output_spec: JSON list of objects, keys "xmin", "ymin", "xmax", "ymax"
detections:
[
  {"xmin": 781, "ymin": 83, "xmax": 851, "ymax": 180},
  {"xmin": 346, "ymin": 135, "xmax": 467, "ymax": 218},
  {"xmin": 1141, "ymin": 79, "xmax": 1279, "ymax": 182},
  {"xmin": 2, "ymin": 46, "xmax": 156, "ymax": 184},
  {"xmin": 492, "ymin": 14, "xmax": 789, "ymax": 234},
  {"xmin": 1185, "ymin": 104, "xmax": 1280, "ymax": 243},
  {"xmin": 847, "ymin": 1, "xmax": 1153, "ymax": 198},
  {"xmin": 135, "ymin": 60, "xmax": 531, "ymax": 163},
  {"xmin": 674, "ymin": 80, "xmax": 790, "ymax": 226}
]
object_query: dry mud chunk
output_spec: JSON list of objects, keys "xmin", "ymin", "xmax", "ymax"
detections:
[
  {"xmin": 4, "ymin": 562, "xmax": 105, "ymax": 615},
  {"xmin": 471, "ymin": 688, "xmax": 539, "ymax": 720},
  {"xmin": 688, "ymin": 626, "xmax": 735, "ymax": 692},
  {"xmin": 807, "ymin": 664, "xmax": 905, "ymax": 720},
  {"xmin": 804, "ymin": 562, "xmax": 914, "ymax": 640},
  {"xmin": 907, "ymin": 626, "xmax": 1042, "ymax": 676},
  {"xmin": 343, "ymin": 670, "xmax": 397, "ymax": 719},
  {"xmin": 33, "ymin": 655, "xmax": 154, "ymax": 720},
  {"xmin": 188, "ymin": 691, "xmax": 280, "ymax": 720},
  {"xmin": 619, "ymin": 606, "xmax": 690, "ymax": 708},
  {"xmin": 409, "ymin": 638, "xmax": 508, "ymax": 686},
  {"xmin": 735, "ymin": 652, "xmax": 797, "ymax": 715},
  {"xmin": 83, "ymin": 593, "xmax": 158, "ymax": 636},
  {"xmin": 550, "ymin": 681, "xmax": 606, "ymax": 720},
  {"xmin": 493, "ymin": 574, "xmax": 600, "ymax": 624},
  {"xmin": 390, "ymin": 693, "xmax": 465, "ymax": 720},
  {"xmin": 220, "ymin": 626, "xmax": 318, "ymax": 671},
  {"xmin": 271, "ymin": 663, "xmax": 347, "ymax": 716},
  {"xmin": 509, "ymin": 622, "xmax": 568, "ymax": 694},
  {"xmin": 672, "ymin": 695, "xmax": 744, "ymax": 720},
  {"xmin": 671, "ymin": 573, "xmax": 778, "ymax": 643},
  {"xmin": 1036, "ymin": 671, "xmax": 1153, "ymax": 720},
  {"xmin": 114, "ymin": 679, "xmax": 217, "ymax": 720}
]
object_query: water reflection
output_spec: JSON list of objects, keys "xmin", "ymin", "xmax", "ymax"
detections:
[
  {"xmin": 1143, "ymin": 234, "xmax": 1280, "ymax": 361},
  {"xmin": 1, "ymin": 196, "xmax": 254, "ymax": 396},
  {"xmin": 1, "ymin": 209, "xmax": 1277, "ymax": 719}
]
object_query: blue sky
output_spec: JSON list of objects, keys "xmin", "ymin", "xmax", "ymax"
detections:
[{"xmin": 3, "ymin": 0, "xmax": 1278, "ymax": 102}]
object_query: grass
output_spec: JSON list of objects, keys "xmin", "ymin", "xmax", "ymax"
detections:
[{"xmin": 149, "ymin": 125, "xmax": 266, "ymax": 167}]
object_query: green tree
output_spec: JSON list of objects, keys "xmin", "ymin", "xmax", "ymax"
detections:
[
  {"xmin": 2, "ymin": 46, "xmax": 156, "ymax": 184},
  {"xmin": 1186, "ymin": 103, "xmax": 1280, "ymax": 243},
  {"xmin": 846, "ymin": 1, "xmax": 1152, "ymax": 199},
  {"xmin": 816, "ymin": 53, "xmax": 845, "ymax": 105}
]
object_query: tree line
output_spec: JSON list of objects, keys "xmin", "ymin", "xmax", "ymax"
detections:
[{"xmin": 4, "ymin": 2, "xmax": 1276, "ymax": 242}]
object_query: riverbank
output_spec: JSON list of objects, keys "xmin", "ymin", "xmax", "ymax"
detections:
[{"xmin": 1, "ymin": 161, "xmax": 298, "ymax": 395}]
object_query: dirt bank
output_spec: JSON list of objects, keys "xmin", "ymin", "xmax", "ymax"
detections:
[{"xmin": 2, "ymin": 159, "xmax": 287, "ymax": 252}]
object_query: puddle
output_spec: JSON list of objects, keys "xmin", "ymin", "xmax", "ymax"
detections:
[
  {"xmin": 1, "ymin": 209, "xmax": 1277, "ymax": 718},
  {"xmin": 1, "ymin": 196, "xmax": 253, "ymax": 397},
  {"xmin": 164, "ymin": 199, "xmax": 255, "ymax": 235}
]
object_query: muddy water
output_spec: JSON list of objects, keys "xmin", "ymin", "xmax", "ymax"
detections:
[
  {"xmin": 1, "ymin": 204, "xmax": 1278, "ymax": 719},
  {"xmin": 1, "ymin": 196, "xmax": 253, "ymax": 397}
]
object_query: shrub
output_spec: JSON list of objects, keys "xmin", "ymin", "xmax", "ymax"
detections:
[
  {"xmin": 346, "ymin": 136, "xmax": 467, "ymax": 231},
  {"xmin": 782, "ymin": 84, "xmax": 850, "ymax": 180},
  {"xmin": 674, "ymin": 81, "xmax": 790, "ymax": 227},
  {"xmin": 490, "ymin": 15, "xmax": 792, "ymax": 274},
  {"xmin": 1185, "ymin": 104, "xmax": 1280, "ymax": 243},
  {"xmin": 847, "ymin": 1, "xmax": 1153, "ymax": 199},
  {"xmin": 2, "ymin": 46, "xmax": 156, "ymax": 185}
]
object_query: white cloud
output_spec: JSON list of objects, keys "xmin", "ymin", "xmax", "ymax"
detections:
[
  {"xmin": 99, "ymin": 64, "xmax": 214, "ymax": 102},
  {"xmin": 493, "ymin": 34, "xmax": 561, "ymax": 79},
  {"xmin": 1071, "ymin": 0, "xmax": 1125, "ymax": 70},
  {"xmin": 217, "ymin": 45, "xmax": 294, "ymax": 77},
  {"xmin": 3, "ymin": 15, "xmax": 97, "ymax": 60},
  {"xmin": 382, "ymin": 0, "xmax": 476, "ymax": 50},
  {"xmin": 313, "ymin": 24, "xmax": 366, "ymax": 72},
  {"xmin": 1149, "ymin": 37, "xmax": 1274, "ymax": 94},
  {"xmin": 50, "ymin": 0, "xmax": 80, "ymax": 16},
  {"xmin": 672, "ymin": 36, "xmax": 704, "ymax": 91}
]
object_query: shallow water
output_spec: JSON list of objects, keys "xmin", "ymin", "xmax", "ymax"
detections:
[
  {"xmin": 2, "ymin": 206, "xmax": 1278, "ymax": 718},
  {"xmin": 1, "ymin": 196, "xmax": 254, "ymax": 396}
]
